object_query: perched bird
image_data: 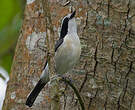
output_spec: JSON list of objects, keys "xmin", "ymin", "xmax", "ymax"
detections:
[{"xmin": 26, "ymin": 10, "xmax": 81, "ymax": 107}]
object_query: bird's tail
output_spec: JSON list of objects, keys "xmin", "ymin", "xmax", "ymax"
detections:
[{"xmin": 26, "ymin": 79, "xmax": 47, "ymax": 107}]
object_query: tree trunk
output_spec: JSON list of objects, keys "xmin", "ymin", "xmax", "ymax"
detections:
[{"xmin": 3, "ymin": 0, "xmax": 135, "ymax": 110}]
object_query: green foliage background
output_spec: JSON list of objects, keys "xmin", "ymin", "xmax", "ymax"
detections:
[{"xmin": 0, "ymin": 0, "xmax": 25, "ymax": 73}]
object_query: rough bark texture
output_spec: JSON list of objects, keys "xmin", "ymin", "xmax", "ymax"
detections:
[
  {"xmin": 41, "ymin": 0, "xmax": 61, "ymax": 110},
  {"xmin": 3, "ymin": 0, "xmax": 135, "ymax": 110}
]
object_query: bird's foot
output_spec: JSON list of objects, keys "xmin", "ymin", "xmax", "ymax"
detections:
[
  {"xmin": 49, "ymin": 75, "xmax": 62, "ymax": 86},
  {"xmin": 61, "ymin": 76, "xmax": 74, "ymax": 84}
]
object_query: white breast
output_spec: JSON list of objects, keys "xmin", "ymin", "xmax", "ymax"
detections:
[{"xmin": 55, "ymin": 34, "xmax": 81, "ymax": 74}]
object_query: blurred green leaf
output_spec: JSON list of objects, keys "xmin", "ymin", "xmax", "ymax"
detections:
[
  {"xmin": 0, "ymin": 14, "xmax": 22, "ymax": 73},
  {"xmin": 0, "ymin": 0, "xmax": 21, "ymax": 30},
  {"xmin": 0, "ymin": 0, "xmax": 24, "ymax": 73},
  {"xmin": 0, "ymin": 54, "xmax": 13, "ymax": 73},
  {"xmin": 0, "ymin": 14, "xmax": 22, "ymax": 55}
]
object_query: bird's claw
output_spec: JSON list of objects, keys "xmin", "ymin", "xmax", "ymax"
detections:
[{"xmin": 49, "ymin": 75, "xmax": 62, "ymax": 86}]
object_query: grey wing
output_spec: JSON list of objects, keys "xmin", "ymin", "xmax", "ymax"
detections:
[
  {"xmin": 43, "ymin": 38, "xmax": 63, "ymax": 70},
  {"xmin": 55, "ymin": 38, "xmax": 63, "ymax": 52}
]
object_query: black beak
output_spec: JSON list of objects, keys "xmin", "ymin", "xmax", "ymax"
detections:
[{"xmin": 70, "ymin": 10, "xmax": 76, "ymax": 19}]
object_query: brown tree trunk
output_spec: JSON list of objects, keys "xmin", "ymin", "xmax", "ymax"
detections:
[{"xmin": 3, "ymin": 0, "xmax": 135, "ymax": 110}]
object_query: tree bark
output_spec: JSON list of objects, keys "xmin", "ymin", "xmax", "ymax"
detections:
[
  {"xmin": 41, "ymin": 0, "xmax": 61, "ymax": 110},
  {"xmin": 3, "ymin": 0, "xmax": 135, "ymax": 110}
]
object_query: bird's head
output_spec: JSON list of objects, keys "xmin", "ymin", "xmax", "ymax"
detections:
[{"xmin": 60, "ymin": 10, "xmax": 77, "ymax": 39}]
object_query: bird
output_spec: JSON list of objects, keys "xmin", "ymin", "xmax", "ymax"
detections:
[{"xmin": 26, "ymin": 10, "xmax": 81, "ymax": 107}]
